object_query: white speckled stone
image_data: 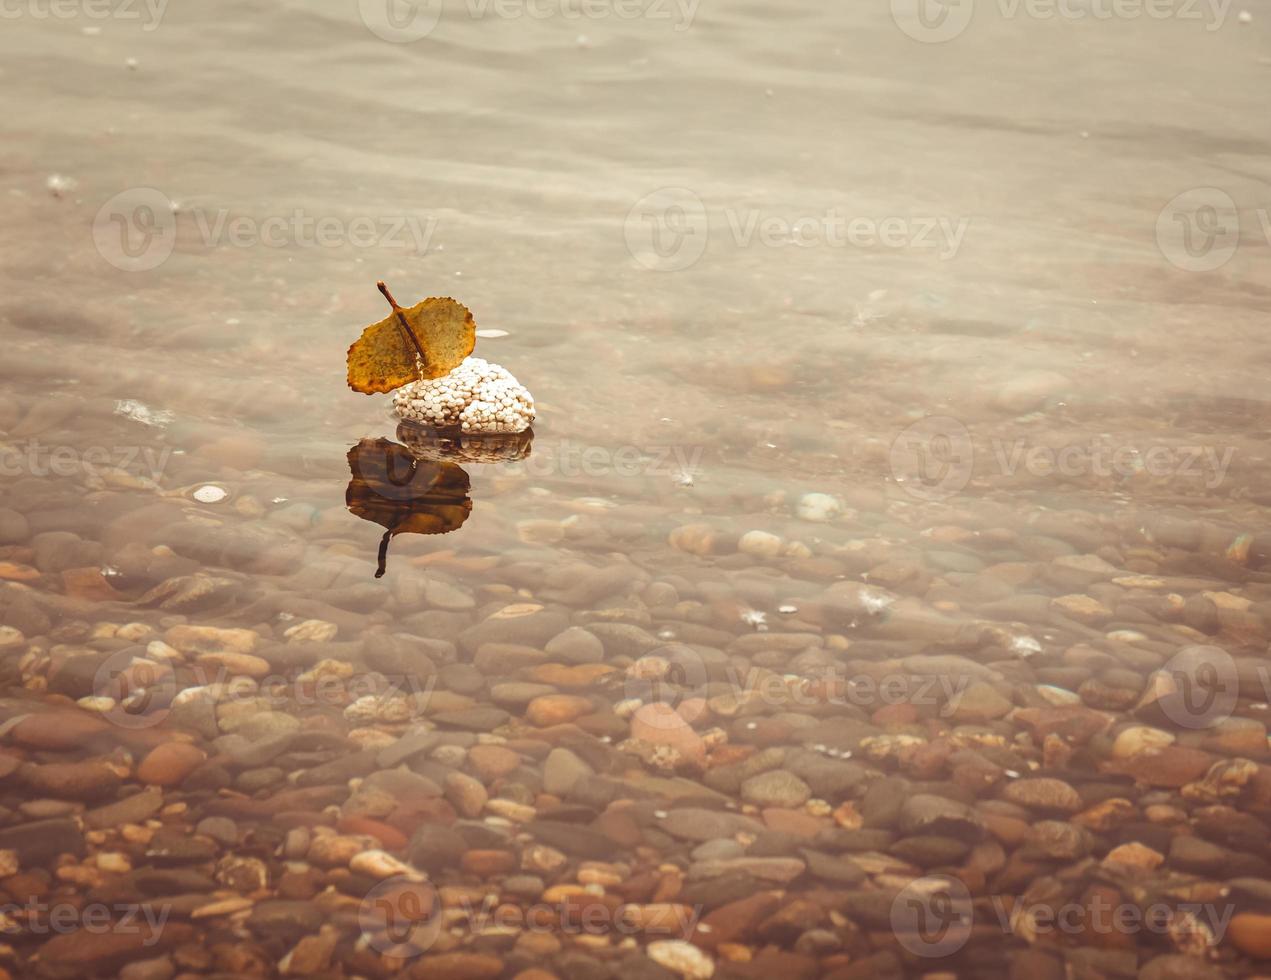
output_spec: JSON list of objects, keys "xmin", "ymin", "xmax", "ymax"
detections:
[{"xmin": 392, "ymin": 357, "xmax": 534, "ymax": 434}]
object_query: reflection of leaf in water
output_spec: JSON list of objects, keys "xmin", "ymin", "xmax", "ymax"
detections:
[{"xmin": 345, "ymin": 438, "xmax": 472, "ymax": 578}]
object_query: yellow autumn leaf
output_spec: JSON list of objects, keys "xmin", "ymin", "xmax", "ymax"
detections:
[{"xmin": 347, "ymin": 282, "xmax": 476, "ymax": 394}]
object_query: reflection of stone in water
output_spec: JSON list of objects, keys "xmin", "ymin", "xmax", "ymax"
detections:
[
  {"xmin": 345, "ymin": 438, "xmax": 472, "ymax": 579},
  {"xmin": 396, "ymin": 422, "xmax": 533, "ymax": 465},
  {"xmin": 345, "ymin": 428, "xmax": 535, "ymax": 578}
]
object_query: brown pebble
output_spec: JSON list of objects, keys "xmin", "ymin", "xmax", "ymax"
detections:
[
  {"xmin": 528, "ymin": 664, "xmax": 616, "ymax": 688},
  {"xmin": 630, "ymin": 704, "xmax": 705, "ymax": 765},
  {"xmin": 466, "ymin": 745, "xmax": 522, "ymax": 782},
  {"xmin": 461, "ymin": 849, "xmax": 518, "ymax": 877},
  {"xmin": 336, "ymin": 816, "xmax": 408, "ymax": 850},
  {"xmin": 410, "ymin": 952, "xmax": 504, "ymax": 980},
  {"xmin": 1229, "ymin": 912, "xmax": 1271, "ymax": 958},
  {"xmin": 760, "ymin": 808, "xmax": 824, "ymax": 838},
  {"xmin": 1102, "ymin": 746, "xmax": 1216, "ymax": 788},
  {"xmin": 524, "ymin": 694, "xmax": 594, "ymax": 727},
  {"xmin": 137, "ymin": 743, "xmax": 207, "ymax": 787},
  {"xmin": 696, "ymin": 892, "xmax": 782, "ymax": 951},
  {"xmin": 1000, "ymin": 777, "xmax": 1082, "ymax": 813},
  {"xmin": 11, "ymin": 712, "xmax": 110, "ymax": 751},
  {"xmin": 36, "ymin": 923, "xmax": 195, "ymax": 972},
  {"xmin": 19, "ymin": 760, "xmax": 121, "ymax": 801}
]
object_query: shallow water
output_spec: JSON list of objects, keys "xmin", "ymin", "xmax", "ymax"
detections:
[{"xmin": 2, "ymin": 1, "xmax": 1271, "ymax": 977}]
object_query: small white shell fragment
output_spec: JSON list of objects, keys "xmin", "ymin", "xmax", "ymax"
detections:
[
  {"xmin": 475, "ymin": 328, "xmax": 510, "ymax": 338},
  {"xmin": 114, "ymin": 399, "xmax": 174, "ymax": 428},
  {"xmin": 191, "ymin": 897, "xmax": 254, "ymax": 919},
  {"xmin": 192, "ymin": 485, "xmax": 229, "ymax": 504},
  {"xmin": 349, "ymin": 849, "xmax": 424, "ymax": 881},
  {"xmin": 738, "ymin": 530, "xmax": 783, "ymax": 558},
  {"xmin": 647, "ymin": 939, "xmax": 715, "ymax": 979},
  {"xmin": 393, "ymin": 356, "xmax": 534, "ymax": 434},
  {"xmin": 796, "ymin": 492, "xmax": 841, "ymax": 522},
  {"xmin": 46, "ymin": 174, "xmax": 77, "ymax": 197},
  {"xmin": 1011, "ymin": 634, "xmax": 1042, "ymax": 657}
]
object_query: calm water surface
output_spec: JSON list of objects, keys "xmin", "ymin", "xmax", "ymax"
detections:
[{"xmin": 1, "ymin": 0, "xmax": 1270, "ymax": 975}]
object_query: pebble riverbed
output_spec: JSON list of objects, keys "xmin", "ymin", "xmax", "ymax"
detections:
[{"xmin": 0, "ymin": 380, "xmax": 1269, "ymax": 980}]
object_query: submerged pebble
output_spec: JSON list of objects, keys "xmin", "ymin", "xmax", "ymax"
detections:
[{"xmin": 192, "ymin": 485, "xmax": 229, "ymax": 504}]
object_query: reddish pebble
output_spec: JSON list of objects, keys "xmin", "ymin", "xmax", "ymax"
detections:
[
  {"xmin": 873, "ymin": 702, "xmax": 919, "ymax": 727},
  {"xmin": 136, "ymin": 742, "xmax": 207, "ymax": 787},
  {"xmin": 630, "ymin": 704, "xmax": 706, "ymax": 765},
  {"xmin": 461, "ymin": 849, "xmax": 518, "ymax": 877},
  {"xmin": 337, "ymin": 817, "xmax": 408, "ymax": 850},
  {"xmin": 761, "ymin": 808, "xmax": 824, "ymax": 838},
  {"xmin": 525, "ymin": 694, "xmax": 594, "ymax": 727}
]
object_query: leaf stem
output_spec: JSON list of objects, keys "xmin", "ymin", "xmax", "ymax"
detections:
[
  {"xmin": 377, "ymin": 280, "xmax": 427, "ymax": 369},
  {"xmin": 375, "ymin": 528, "xmax": 391, "ymax": 579}
]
